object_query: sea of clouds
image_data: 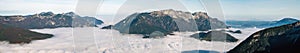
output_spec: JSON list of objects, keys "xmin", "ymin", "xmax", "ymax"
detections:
[{"xmin": 0, "ymin": 27, "xmax": 262, "ymax": 53}]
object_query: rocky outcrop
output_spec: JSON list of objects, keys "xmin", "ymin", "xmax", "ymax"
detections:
[
  {"xmin": 228, "ymin": 30, "xmax": 242, "ymax": 34},
  {"xmin": 101, "ymin": 25, "xmax": 113, "ymax": 29},
  {"xmin": 0, "ymin": 24, "xmax": 53, "ymax": 44},
  {"xmin": 113, "ymin": 9, "xmax": 226, "ymax": 36},
  {"xmin": 142, "ymin": 31, "xmax": 165, "ymax": 38},
  {"xmin": 0, "ymin": 12, "xmax": 103, "ymax": 29},
  {"xmin": 190, "ymin": 31, "xmax": 238, "ymax": 42},
  {"xmin": 228, "ymin": 21, "xmax": 300, "ymax": 53}
]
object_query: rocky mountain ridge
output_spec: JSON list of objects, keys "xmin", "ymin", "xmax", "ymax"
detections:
[
  {"xmin": 0, "ymin": 12, "xmax": 103, "ymax": 29},
  {"xmin": 108, "ymin": 9, "xmax": 226, "ymax": 36}
]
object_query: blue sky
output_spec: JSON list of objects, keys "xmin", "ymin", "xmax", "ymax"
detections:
[
  {"xmin": 220, "ymin": 0, "xmax": 300, "ymax": 21},
  {"xmin": 0, "ymin": 0, "xmax": 299, "ymax": 23}
]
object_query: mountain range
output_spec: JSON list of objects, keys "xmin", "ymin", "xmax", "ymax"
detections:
[
  {"xmin": 104, "ymin": 9, "xmax": 226, "ymax": 36},
  {"xmin": 0, "ymin": 12, "xmax": 103, "ymax": 29},
  {"xmin": 226, "ymin": 18, "xmax": 299, "ymax": 28},
  {"xmin": 1, "ymin": 10, "xmax": 299, "ymax": 53},
  {"xmin": 0, "ymin": 12, "xmax": 103, "ymax": 44}
]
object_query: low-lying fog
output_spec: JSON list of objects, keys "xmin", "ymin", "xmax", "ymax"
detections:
[{"xmin": 0, "ymin": 27, "xmax": 262, "ymax": 53}]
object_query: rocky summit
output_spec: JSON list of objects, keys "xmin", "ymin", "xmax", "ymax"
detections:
[
  {"xmin": 112, "ymin": 9, "xmax": 226, "ymax": 35},
  {"xmin": 0, "ymin": 24, "xmax": 53, "ymax": 44},
  {"xmin": 0, "ymin": 12, "xmax": 103, "ymax": 29},
  {"xmin": 228, "ymin": 21, "xmax": 300, "ymax": 53}
]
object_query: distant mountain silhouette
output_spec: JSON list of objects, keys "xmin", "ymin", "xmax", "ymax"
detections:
[
  {"xmin": 0, "ymin": 12, "xmax": 103, "ymax": 29},
  {"xmin": 226, "ymin": 18, "xmax": 299, "ymax": 28}
]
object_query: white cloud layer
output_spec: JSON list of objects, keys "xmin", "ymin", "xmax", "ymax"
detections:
[{"xmin": 0, "ymin": 27, "xmax": 262, "ymax": 53}]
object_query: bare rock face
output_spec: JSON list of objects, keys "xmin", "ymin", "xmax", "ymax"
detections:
[
  {"xmin": 228, "ymin": 21, "xmax": 300, "ymax": 53},
  {"xmin": 0, "ymin": 12, "xmax": 103, "ymax": 29},
  {"xmin": 0, "ymin": 24, "xmax": 53, "ymax": 44},
  {"xmin": 113, "ymin": 9, "xmax": 226, "ymax": 36}
]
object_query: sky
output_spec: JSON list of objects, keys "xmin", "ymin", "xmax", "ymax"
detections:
[
  {"xmin": 220, "ymin": 0, "xmax": 300, "ymax": 21},
  {"xmin": 0, "ymin": 0, "xmax": 299, "ymax": 24},
  {"xmin": 0, "ymin": 0, "xmax": 77, "ymax": 15}
]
